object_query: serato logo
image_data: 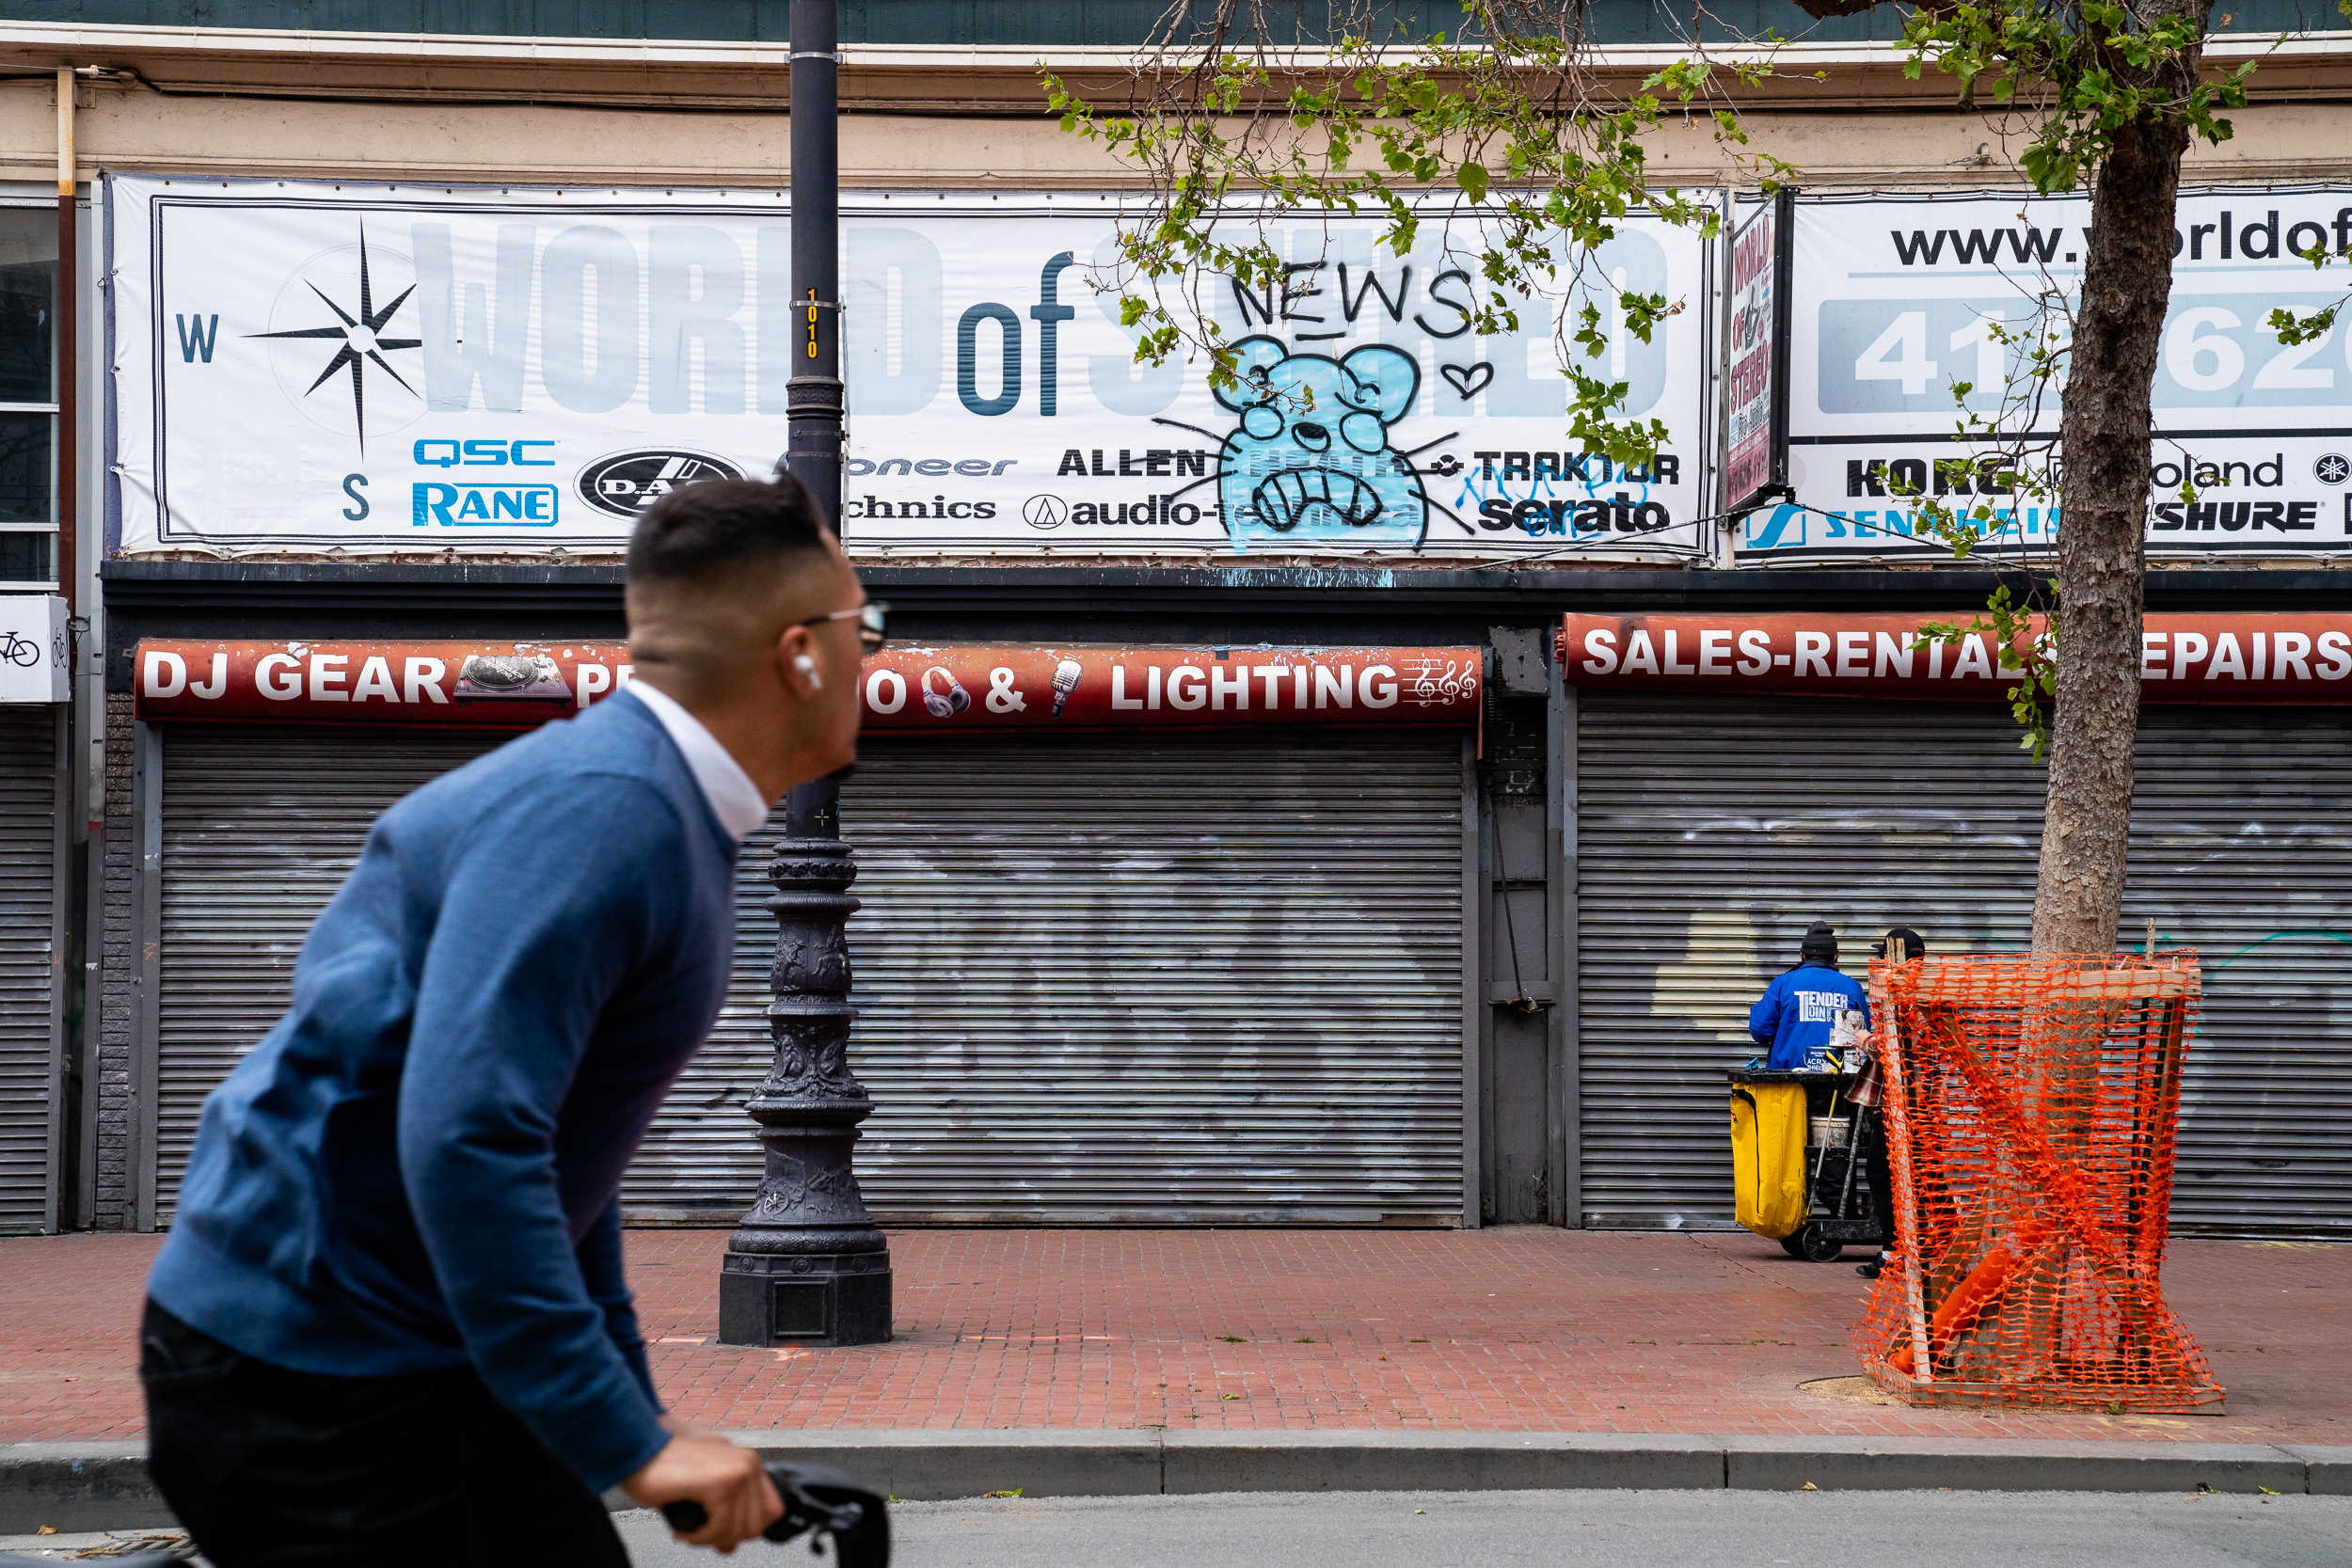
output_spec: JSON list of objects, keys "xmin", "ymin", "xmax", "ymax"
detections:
[{"xmin": 578, "ymin": 450, "xmax": 746, "ymax": 519}]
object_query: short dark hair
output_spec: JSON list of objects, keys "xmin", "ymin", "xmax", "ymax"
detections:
[{"xmin": 626, "ymin": 474, "xmax": 831, "ymax": 589}]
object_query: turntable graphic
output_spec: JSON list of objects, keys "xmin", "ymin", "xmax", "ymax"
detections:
[{"xmin": 453, "ymin": 653, "xmax": 572, "ymax": 705}]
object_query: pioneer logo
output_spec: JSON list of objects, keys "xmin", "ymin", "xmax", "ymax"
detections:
[{"xmin": 578, "ymin": 450, "xmax": 746, "ymax": 519}]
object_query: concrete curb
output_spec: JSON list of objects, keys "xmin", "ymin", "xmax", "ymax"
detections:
[
  {"xmin": 737, "ymin": 1431, "xmax": 2352, "ymax": 1502},
  {"xmin": 8, "ymin": 1433, "xmax": 2350, "ymax": 1532},
  {"xmin": 0, "ymin": 1444, "xmax": 172, "ymax": 1536}
]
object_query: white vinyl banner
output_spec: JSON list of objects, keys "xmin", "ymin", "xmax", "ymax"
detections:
[
  {"xmin": 1741, "ymin": 187, "xmax": 2352, "ymax": 563},
  {"xmin": 108, "ymin": 178, "xmax": 1713, "ymax": 560}
]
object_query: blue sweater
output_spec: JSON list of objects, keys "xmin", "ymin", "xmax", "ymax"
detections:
[
  {"xmin": 147, "ymin": 693, "xmax": 739, "ymax": 1492},
  {"xmin": 1747, "ymin": 963, "xmax": 1869, "ymax": 1070}
]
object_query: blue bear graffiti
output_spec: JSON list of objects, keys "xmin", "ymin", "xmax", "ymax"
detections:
[{"xmin": 1216, "ymin": 336, "xmax": 1428, "ymax": 550}]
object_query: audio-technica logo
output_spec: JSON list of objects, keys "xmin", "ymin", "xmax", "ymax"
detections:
[{"xmin": 577, "ymin": 450, "xmax": 746, "ymax": 519}]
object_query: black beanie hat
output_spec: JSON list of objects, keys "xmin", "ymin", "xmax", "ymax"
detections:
[
  {"xmin": 1799, "ymin": 921, "xmax": 1837, "ymax": 962},
  {"xmin": 1884, "ymin": 927, "xmax": 1927, "ymax": 960}
]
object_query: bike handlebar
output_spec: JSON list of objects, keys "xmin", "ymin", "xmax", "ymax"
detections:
[{"xmin": 660, "ymin": 1458, "xmax": 890, "ymax": 1566}]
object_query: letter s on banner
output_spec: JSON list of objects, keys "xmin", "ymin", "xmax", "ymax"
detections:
[
  {"xmin": 866, "ymin": 668, "xmax": 908, "ymax": 714},
  {"xmin": 1581, "ymin": 628, "xmax": 1619, "ymax": 674},
  {"xmin": 143, "ymin": 650, "xmax": 188, "ymax": 699},
  {"xmin": 258, "ymin": 653, "xmax": 304, "ymax": 700},
  {"xmin": 2320, "ymin": 630, "xmax": 2352, "ymax": 680}
]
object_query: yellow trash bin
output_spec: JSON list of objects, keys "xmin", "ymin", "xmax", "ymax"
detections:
[{"xmin": 1729, "ymin": 1081, "xmax": 1809, "ymax": 1240}]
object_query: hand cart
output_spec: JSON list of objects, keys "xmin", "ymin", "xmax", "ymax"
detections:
[{"xmin": 1727, "ymin": 1067, "xmax": 1887, "ymax": 1263}]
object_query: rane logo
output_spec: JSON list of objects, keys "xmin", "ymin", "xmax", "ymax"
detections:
[{"xmin": 578, "ymin": 449, "xmax": 746, "ymax": 519}]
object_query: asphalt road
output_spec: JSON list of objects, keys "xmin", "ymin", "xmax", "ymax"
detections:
[{"xmin": 614, "ymin": 1488, "xmax": 2352, "ymax": 1568}]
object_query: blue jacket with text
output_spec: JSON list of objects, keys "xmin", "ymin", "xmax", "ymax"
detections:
[{"xmin": 1748, "ymin": 963, "xmax": 1870, "ymax": 1070}]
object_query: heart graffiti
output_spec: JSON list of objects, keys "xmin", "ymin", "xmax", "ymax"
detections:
[{"xmin": 1439, "ymin": 362, "xmax": 1496, "ymax": 401}]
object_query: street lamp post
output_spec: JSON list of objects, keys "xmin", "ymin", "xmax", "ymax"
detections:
[{"xmin": 715, "ymin": 0, "xmax": 891, "ymax": 1348}]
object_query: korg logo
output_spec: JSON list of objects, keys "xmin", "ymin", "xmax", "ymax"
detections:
[{"xmin": 579, "ymin": 450, "xmax": 746, "ymax": 519}]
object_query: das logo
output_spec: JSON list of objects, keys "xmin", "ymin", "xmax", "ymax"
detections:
[{"xmin": 578, "ymin": 450, "xmax": 746, "ymax": 518}]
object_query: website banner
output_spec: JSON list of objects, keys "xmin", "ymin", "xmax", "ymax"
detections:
[
  {"xmin": 108, "ymin": 178, "xmax": 1713, "ymax": 561},
  {"xmin": 1740, "ymin": 187, "xmax": 2352, "ymax": 564}
]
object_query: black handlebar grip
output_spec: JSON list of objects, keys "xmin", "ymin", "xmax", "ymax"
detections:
[{"xmin": 661, "ymin": 1499, "xmax": 710, "ymax": 1533}]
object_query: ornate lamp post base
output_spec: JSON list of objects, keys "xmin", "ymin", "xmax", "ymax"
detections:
[
  {"xmin": 716, "ymin": 802, "xmax": 891, "ymax": 1347},
  {"xmin": 717, "ymin": 1117, "xmax": 893, "ymax": 1346}
]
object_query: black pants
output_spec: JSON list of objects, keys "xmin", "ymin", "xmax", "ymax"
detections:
[
  {"xmin": 1856, "ymin": 1107, "xmax": 1898, "ymax": 1250},
  {"xmin": 140, "ymin": 1300, "xmax": 629, "ymax": 1568}
]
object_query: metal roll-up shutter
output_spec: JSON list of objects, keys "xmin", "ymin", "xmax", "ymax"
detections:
[
  {"xmin": 156, "ymin": 727, "xmax": 507, "ymax": 1216},
  {"xmin": 2127, "ymin": 708, "xmax": 2351, "ymax": 1238},
  {"xmin": 157, "ymin": 723, "xmax": 780, "ymax": 1220},
  {"xmin": 157, "ymin": 723, "xmax": 1470, "ymax": 1228},
  {"xmin": 1577, "ymin": 693, "xmax": 2352, "ymax": 1240},
  {"xmin": 830, "ymin": 730, "xmax": 1470, "ymax": 1225},
  {"xmin": 1576, "ymin": 694, "xmax": 2042, "ymax": 1230},
  {"xmin": 0, "ymin": 706, "xmax": 62, "ymax": 1233}
]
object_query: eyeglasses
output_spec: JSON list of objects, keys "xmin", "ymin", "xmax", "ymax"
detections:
[{"xmin": 799, "ymin": 601, "xmax": 888, "ymax": 653}]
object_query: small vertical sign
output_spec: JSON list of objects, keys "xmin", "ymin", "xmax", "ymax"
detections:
[
  {"xmin": 0, "ymin": 594, "xmax": 69, "ymax": 704},
  {"xmin": 1724, "ymin": 186, "xmax": 1796, "ymax": 516}
]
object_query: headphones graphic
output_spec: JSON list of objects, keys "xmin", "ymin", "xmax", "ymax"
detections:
[{"xmin": 921, "ymin": 666, "xmax": 971, "ymax": 718}]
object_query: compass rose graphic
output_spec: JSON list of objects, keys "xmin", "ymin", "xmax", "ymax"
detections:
[{"xmin": 248, "ymin": 227, "xmax": 421, "ymax": 454}]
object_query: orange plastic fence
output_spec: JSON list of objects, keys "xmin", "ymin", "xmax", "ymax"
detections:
[{"xmin": 1855, "ymin": 952, "xmax": 2223, "ymax": 1413}]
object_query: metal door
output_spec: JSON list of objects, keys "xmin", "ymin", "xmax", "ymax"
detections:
[
  {"xmin": 153, "ymin": 727, "xmax": 505, "ymax": 1215},
  {"xmin": 0, "ymin": 705, "xmax": 64, "ymax": 1232},
  {"xmin": 828, "ymin": 730, "xmax": 1471, "ymax": 1225},
  {"xmin": 1574, "ymin": 693, "xmax": 2348, "ymax": 1238},
  {"xmin": 152, "ymin": 723, "xmax": 1472, "ymax": 1226}
]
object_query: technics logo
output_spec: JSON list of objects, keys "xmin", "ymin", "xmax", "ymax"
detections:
[{"xmin": 578, "ymin": 450, "xmax": 746, "ymax": 519}]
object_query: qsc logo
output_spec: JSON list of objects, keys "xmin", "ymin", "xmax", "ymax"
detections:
[{"xmin": 578, "ymin": 450, "xmax": 746, "ymax": 519}]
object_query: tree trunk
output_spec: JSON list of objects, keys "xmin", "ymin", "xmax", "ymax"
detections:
[{"xmin": 2036, "ymin": 24, "xmax": 2207, "ymax": 954}]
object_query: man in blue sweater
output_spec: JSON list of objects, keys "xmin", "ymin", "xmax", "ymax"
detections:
[
  {"xmin": 1748, "ymin": 921, "xmax": 1869, "ymax": 1070},
  {"xmin": 139, "ymin": 476, "xmax": 876, "ymax": 1565}
]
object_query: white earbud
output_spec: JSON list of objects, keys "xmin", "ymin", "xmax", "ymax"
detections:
[{"xmin": 794, "ymin": 653, "xmax": 824, "ymax": 691}]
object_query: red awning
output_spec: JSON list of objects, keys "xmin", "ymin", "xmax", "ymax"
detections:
[{"xmin": 132, "ymin": 640, "xmax": 1485, "ymax": 731}]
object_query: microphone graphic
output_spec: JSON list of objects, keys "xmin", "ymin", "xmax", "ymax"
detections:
[{"xmin": 1050, "ymin": 658, "xmax": 1083, "ymax": 718}]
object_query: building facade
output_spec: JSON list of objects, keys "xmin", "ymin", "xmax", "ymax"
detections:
[{"xmin": 2, "ymin": 1, "xmax": 2347, "ymax": 1240}]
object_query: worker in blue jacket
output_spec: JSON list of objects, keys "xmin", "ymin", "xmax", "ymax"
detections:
[{"xmin": 1748, "ymin": 921, "xmax": 1870, "ymax": 1070}]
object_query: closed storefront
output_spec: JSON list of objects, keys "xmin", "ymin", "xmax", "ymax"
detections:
[
  {"xmin": 1569, "ymin": 612, "xmax": 2352, "ymax": 1241},
  {"xmin": 838, "ymin": 729, "xmax": 1470, "ymax": 1226},
  {"xmin": 0, "ymin": 702, "xmax": 67, "ymax": 1233},
  {"xmin": 151, "ymin": 727, "xmax": 508, "ymax": 1216},
  {"xmin": 135, "ymin": 639, "xmax": 1479, "ymax": 1227}
]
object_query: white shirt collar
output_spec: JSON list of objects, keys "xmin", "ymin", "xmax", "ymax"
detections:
[{"xmin": 624, "ymin": 681, "xmax": 771, "ymax": 842}]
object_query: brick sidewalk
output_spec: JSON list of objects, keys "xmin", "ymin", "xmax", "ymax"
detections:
[{"xmin": 5, "ymin": 1229, "xmax": 2344, "ymax": 1447}]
